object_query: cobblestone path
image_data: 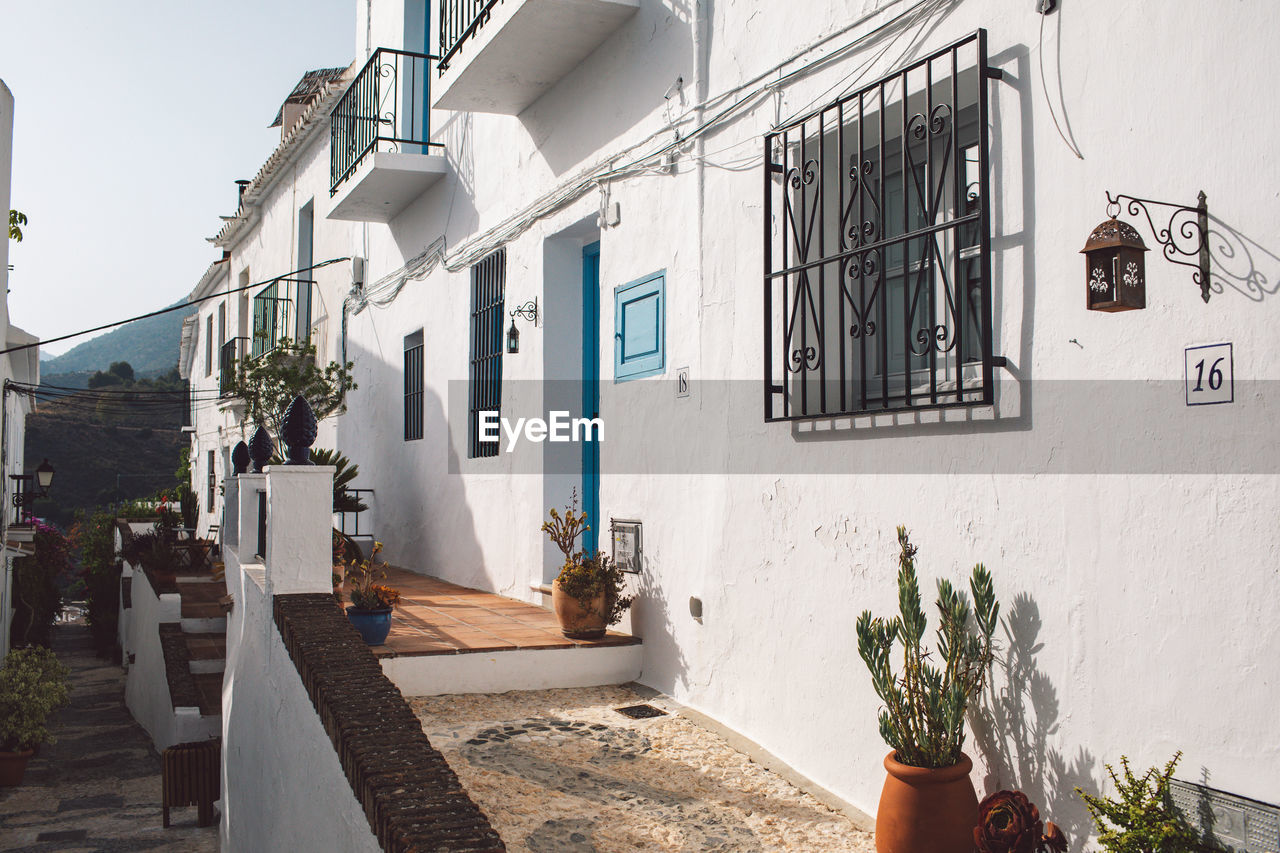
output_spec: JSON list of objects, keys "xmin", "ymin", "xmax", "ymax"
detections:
[
  {"xmin": 412, "ymin": 686, "xmax": 874, "ymax": 852},
  {"xmin": 0, "ymin": 623, "xmax": 218, "ymax": 852}
]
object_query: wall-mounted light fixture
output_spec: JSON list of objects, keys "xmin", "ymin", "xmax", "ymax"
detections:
[
  {"xmin": 506, "ymin": 298, "xmax": 538, "ymax": 354},
  {"xmin": 1084, "ymin": 191, "xmax": 1210, "ymax": 310},
  {"xmin": 10, "ymin": 458, "xmax": 55, "ymax": 521}
]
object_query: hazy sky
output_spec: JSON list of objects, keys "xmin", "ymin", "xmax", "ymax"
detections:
[{"xmin": 2, "ymin": 0, "xmax": 355, "ymax": 356}]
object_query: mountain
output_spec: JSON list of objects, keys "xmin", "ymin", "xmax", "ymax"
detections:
[{"xmin": 40, "ymin": 300, "xmax": 197, "ymax": 378}]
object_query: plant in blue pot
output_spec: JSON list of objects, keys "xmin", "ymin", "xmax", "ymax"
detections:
[{"xmin": 343, "ymin": 542, "xmax": 400, "ymax": 645}]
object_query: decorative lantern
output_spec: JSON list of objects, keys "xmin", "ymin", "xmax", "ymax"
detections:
[
  {"xmin": 34, "ymin": 459, "xmax": 55, "ymax": 492},
  {"xmin": 1081, "ymin": 217, "xmax": 1149, "ymax": 312},
  {"xmin": 506, "ymin": 320, "xmax": 520, "ymax": 354}
]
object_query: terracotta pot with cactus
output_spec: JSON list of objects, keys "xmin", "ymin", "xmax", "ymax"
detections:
[{"xmin": 856, "ymin": 526, "xmax": 1000, "ymax": 853}]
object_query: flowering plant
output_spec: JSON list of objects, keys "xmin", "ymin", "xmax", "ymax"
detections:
[
  {"xmin": 344, "ymin": 542, "xmax": 400, "ymax": 610},
  {"xmin": 975, "ymin": 790, "xmax": 1067, "ymax": 853}
]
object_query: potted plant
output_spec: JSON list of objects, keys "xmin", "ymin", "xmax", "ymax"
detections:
[
  {"xmin": 1075, "ymin": 752, "xmax": 1207, "ymax": 853},
  {"xmin": 343, "ymin": 542, "xmax": 400, "ymax": 645},
  {"xmin": 855, "ymin": 526, "xmax": 999, "ymax": 853},
  {"xmin": 0, "ymin": 646, "xmax": 71, "ymax": 786},
  {"xmin": 542, "ymin": 493, "xmax": 633, "ymax": 639}
]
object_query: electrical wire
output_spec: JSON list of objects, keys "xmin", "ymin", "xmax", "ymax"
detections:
[
  {"xmin": 1037, "ymin": 10, "xmax": 1084, "ymax": 160},
  {"xmin": 0, "ymin": 257, "xmax": 351, "ymax": 358},
  {"xmin": 347, "ymin": 0, "xmax": 957, "ymax": 319}
]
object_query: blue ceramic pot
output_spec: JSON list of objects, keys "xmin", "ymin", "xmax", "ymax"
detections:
[{"xmin": 346, "ymin": 606, "xmax": 393, "ymax": 645}]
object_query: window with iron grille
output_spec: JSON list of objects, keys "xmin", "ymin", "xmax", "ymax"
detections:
[
  {"xmin": 207, "ymin": 450, "xmax": 216, "ymax": 513},
  {"xmin": 468, "ymin": 250, "xmax": 505, "ymax": 458},
  {"xmin": 205, "ymin": 315, "xmax": 214, "ymax": 377},
  {"xmin": 404, "ymin": 330, "xmax": 424, "ymax": 441},
  {"xmin": 764, "ymin": 31, "xmax": 995, "ymax": 421}
]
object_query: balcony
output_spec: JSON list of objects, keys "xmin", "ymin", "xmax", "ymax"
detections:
[
  {"xmin": 219, "ymin": 337, "xmax": 249, "ymax": 397},
  {"xmin": 328, "ymin": 48, "xmax": 449, "ymax": 223},
  {"xmin": 251, "ymin": 277, "xmax": 313, "ymax": 359},
  {"xmin": 435, "ymin": 0, "xmax": 640, "ymax": 115}
]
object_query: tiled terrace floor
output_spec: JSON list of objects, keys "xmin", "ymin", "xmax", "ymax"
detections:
[{"xmin": 375, "ymin": 567, "xmax": 639, "ymax": 659}]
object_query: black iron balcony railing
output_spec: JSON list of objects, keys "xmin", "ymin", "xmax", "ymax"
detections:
[
  {"xmin": 330, "ymin": 48, "xmax": 444, "ymax": 194},
  {"xmin": 251, "ymin": 277, "xmax": 314, "ymax": 359},
  {"xmin": 219, "ymin": 337, "xmax": 249, "ymax": 397},
  {"xmin": 439, "ymin": 0, "xmax": 502, "ymax": 71}
]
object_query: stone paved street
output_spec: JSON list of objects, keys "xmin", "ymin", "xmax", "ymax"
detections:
[
  {"xmin": 412, "ymin": 686, "xmax": 875, "ymax": 852},
  {"xmin": 0, "ymin": 624, "xmax": 218, "ymax": 852}
]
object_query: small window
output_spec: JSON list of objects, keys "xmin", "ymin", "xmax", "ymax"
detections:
[
  {"xmin": 207, "ymin": 450, "xmax": 216, "ymax": 513},
  {"xmin": 404, "ymin": 330, "xmax": 424, "ymax": 441},
  {"xmin": 205, "ymin": 315, "xmax": 214, "ymax": 377},
  {"xmin": 614, "ymin": 271, "xmax": 665, "ymax": 381},
  {"xmin": 468, "ymin": 250, "xmax": 506, "ymax": 458}
]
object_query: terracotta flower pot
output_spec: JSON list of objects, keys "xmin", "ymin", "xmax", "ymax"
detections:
[
  {"xmin": 0, "ymin": 749, "xmax": 34, "ymax": 787},
  {"xmin": 551, "ymin": 581, "xmax": 607, "ymax": 639},
  {"xmin": 875, "ymin": 751, "xmax": 979, "ymax": 853}
]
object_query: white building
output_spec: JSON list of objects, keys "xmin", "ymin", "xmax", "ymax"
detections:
[
  {"xmin": 184, "ymin": 0, "xmax": 1280, "ymax": 834},
  {"xmin": 0, "ymin": 79, "xmax": 42, "ymax": 660}
]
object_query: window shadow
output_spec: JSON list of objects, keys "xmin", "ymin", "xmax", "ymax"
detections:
[{"xmin": 969, "ymin": 592, "xmax": 1096, "ymax": 845}]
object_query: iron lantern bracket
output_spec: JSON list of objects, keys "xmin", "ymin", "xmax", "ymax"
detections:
[
  {"xmin": 1104, "ymin": 190, "xmax": 1211, "ymax": 303},
  {"xmin": 509, "ymin": 298, "xmax": 538, "ymax": 326}
]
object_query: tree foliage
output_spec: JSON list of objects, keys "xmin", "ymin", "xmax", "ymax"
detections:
[
  {"xmin": 10, "ymin": 522, "xmax": 71, "ymax": 649},
  {"xmin": 0, "ymin": 646, "xmax": 70, "ymax": 751},
  {"xmin": 228, "ymin": 338, "xmax": 356, "ymax": 439},
  {"xmin": 8, "ymin": 209, "xmax": 26, "ymax": 242},
  {"xmin": 69, "ymin": 510, "xmax": 121, "ymax": 656}
]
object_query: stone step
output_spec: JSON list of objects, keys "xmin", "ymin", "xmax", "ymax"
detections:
[
  {"xmin": 185, "ymin": 633, "xmax": 226, "ymax": 675},
  {"xmin": 191, "ymin": 672, "xmax": 223, "ymax": 717},
  {"xmin": 181, "ymin": 616, "xmax": 227, "ymax": 634}
]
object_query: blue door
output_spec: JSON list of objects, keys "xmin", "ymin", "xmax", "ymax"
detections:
[{"xmin": 582, "ymin": 242, "xmax": 601, "ymax": 556}]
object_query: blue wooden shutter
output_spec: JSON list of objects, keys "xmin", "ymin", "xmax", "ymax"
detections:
[{"xmin": 614, "ymin": 271, "xmax": 665, "ymax": 380}]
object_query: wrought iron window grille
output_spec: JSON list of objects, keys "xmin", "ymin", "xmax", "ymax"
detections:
[
  {"xmin": 468, "ymin": 250, "xmax": 506, "ymax": 458},
  {"xmin": 764, "ymin": 30, "xmax": 999, "ymax": 422},
  {"xmin": 404, "ymin": 331, "xmax": 425, "ymax": 441},
  {"xmin": 329, "ymin": 48, "xmax": 444, "ymax": 194}
]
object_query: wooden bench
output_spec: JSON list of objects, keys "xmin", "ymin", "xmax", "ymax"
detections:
[{"xmin": 162, "ymin": 739, "xmax": 220, "ymax": 828}]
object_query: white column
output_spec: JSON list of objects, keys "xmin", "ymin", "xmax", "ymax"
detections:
[
  {"xmin": 263, "ymin": 466, "xmax": 335, "ymax": 596},
  {"xmin": 234, "ymin": 473, "xmax": 267, "ymax": 564},
  {"xmin": 223, "ymin": 474, "xmax": 240, "ymax": 549}
]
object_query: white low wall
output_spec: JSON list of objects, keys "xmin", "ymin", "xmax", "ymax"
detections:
[
  {"xmin": 122, "ymin": 568, "xmax": 219, "ymax": 751},
  {"xmin": 383, "ymin": 643, "xmax": 643, "ymax": 696},
  {"xmin": 220, "ymin": 465, "xmax": 380, "ymax": 853}
]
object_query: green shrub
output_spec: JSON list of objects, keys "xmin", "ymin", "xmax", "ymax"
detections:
[
  {"xmin": 0, "ymin": 646, "xmax": 71, "ymax": 751},
  {"xmin": 1076, "ymin": 752, "xmax": 1207, "ymax": 853}
]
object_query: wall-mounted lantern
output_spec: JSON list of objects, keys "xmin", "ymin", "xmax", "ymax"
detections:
[
  {"xmin": 506, "ymin": 298, "xmax": 539, "ymax": 354},
  {"xmin": 10, "ymin": 458, "xmax": 55, "ymax": 522},
  {"xmin": 1081, "ymin": 218, "xmax": 1149, "ymax": 312},
  {"xmin": 1085, "ymin": 190, "xmax": 1211, "ymax": 310}
]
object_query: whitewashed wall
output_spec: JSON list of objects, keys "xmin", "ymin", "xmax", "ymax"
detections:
[
  {"xmin": 120, "ymin": 556, "xmax": 220, "ymax": 751},
  {"xmin": 324, "ymin": 0, "xmax": 1280, "ymax": 832},
  {"xmin": 219, "ymin": 464, "xmax": 378, "ymax": 853}
]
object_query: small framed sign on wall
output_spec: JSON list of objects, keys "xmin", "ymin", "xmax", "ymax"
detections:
[
  {"xmin": 610, "ymin": 519, "xmax": 642, "ymax": 574},
  {"xmin": 1185, "ymin": 342, "xmax": 1233, "ymax": 406}
]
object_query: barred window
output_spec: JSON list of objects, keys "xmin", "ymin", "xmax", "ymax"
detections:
[
  {"xmin": 764, "ymin": 31, "xmax": 995, "ymax": 420},
  {"xmin": 404, "ymin": 330, "xmax": 424, "ymax": 441},
  {"xmin": 468, "ymin": 250, "xmax": 506, "ymax": 458}
]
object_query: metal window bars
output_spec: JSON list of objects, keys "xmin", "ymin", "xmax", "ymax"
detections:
[
  {"xmin": 468, "ymin": 249, "xmax": 506, "ymax": 459},
  {"xmin": 219, "ymin": 337, "xmax": 250, "ymax": 397},
  {"xmin": 330, "ymin": 48, "xmax": 444, "ymax": 194},
  {"xmin": 404, "ymin": 332, "xmax": 425, "ymax": 441},
  {"xmin": 764, "ymin": 30, "xmax": 997, "ymax": 421}
]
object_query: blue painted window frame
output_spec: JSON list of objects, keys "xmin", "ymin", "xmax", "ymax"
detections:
[{"xmin": 614, "ymin": 270, "xmax": 665, "ymax": 381}]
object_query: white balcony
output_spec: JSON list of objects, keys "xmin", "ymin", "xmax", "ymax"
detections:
[
  {"xmin": 434, "ymin": 0, "xmax": 640, "ymax": 115},
  {"xmin": 327, "ymin": 151, "xmax": 449, "ymax": 222}
]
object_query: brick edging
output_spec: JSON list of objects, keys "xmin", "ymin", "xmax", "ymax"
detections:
[
  {"xmin": 272, "ymin": 593, "xmax": 505, "ymax": 853},
  {"xmin": 158, "ymin": 623, "xmax": 201, "ymax": 710}
]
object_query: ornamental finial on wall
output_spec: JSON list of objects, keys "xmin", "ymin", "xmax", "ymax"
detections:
[
  {"xmin": 231, "ymin": 441, "xmax": 250, "ymax": 475},
  {"xmin": 281, "ymin": 395, "xmax": 318, "ymax": 465},
  {"xmin": 248, "ymin": 426, "xmax": 274, "ymax": 473}
]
